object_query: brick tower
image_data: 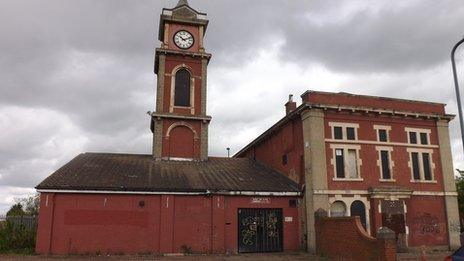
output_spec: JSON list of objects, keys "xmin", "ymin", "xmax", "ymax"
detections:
[{"xmin": 151, "ymin": 0, "xmax": 211, "ymax": 161}]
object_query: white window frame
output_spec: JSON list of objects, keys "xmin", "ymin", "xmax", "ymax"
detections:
[
  {"xmin": 405, "ymin": 127, "xmax": 431, "ymax": 145},
  {"xmin": 407, "ymin": 148, "xmax": 436, "ymax": 183},
  {"xmin": 374, "ymin": 125, "xmax": 391, "ymax": 142},
  {"xmin": 330, "ymin": 144, "xmax": 363, "ymax": 181},
  {"xmin": 375, "ymin": 146, "xmax": 395, "ymax": 182},
  {"xmin": 329, "ymin": 122, "xmax": 360, "ymax": 141}
]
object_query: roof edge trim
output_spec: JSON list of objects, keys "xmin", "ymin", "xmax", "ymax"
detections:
[{"xmin": 37, "ymin": 189, "xmax": 301, "ymax": 196}]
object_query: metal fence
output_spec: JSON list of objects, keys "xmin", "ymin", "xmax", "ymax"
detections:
[{"xmin": 0, "ymin": 215, "xmax": 38, "ymax": 231}]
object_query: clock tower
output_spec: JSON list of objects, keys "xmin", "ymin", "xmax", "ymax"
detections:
[{"xmin": 151, "ymin": 0, "xmax": 211, "ymax": 161}]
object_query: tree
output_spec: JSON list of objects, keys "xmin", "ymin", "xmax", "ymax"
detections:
[
  {"xmin": 456, "ymin": 169, "xmax": 464, "ymax": 217},
  {"xmin": 18, "ymin": 194, "xmax": 40, "ymax": 216},
  {"xmin": 6, "ymin": 203, "xmax": 25, "ymax": 217}
]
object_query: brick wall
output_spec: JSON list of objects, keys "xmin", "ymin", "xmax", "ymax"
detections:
[{"xmin": 315, "ymin": 212, "xmax": 396, "ymax": 261}]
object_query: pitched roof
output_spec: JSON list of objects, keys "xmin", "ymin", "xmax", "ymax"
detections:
[{"xmin": 36, "ymin": 153, "xmax": 300, "ymax": 194}]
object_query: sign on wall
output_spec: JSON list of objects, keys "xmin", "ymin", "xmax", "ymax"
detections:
[{"xmin": 251, "ymin": 197, "xmax": 271, "ymax": 204}]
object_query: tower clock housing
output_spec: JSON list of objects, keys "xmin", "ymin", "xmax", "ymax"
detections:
[{"xmin": 151, "ymin": 0, "xmax": 212, "ymax": 161}]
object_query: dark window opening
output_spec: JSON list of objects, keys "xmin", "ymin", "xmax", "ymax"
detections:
[
  {"xmin": 282, "ymin": 154, "xmax": 288, "ymax": 165},
  {"xmin": 411, "ymin": 152, "xmax": 420, "ymax": 180},
  {"xmin": 334, "ymin": 127, "xmax": 343, "ymax": 140},
  {"xmin": 289, "ymin": 199, "xmax": 297, "ymax": 208},
  {"xmin": 380, "ymin": 150, "xmax": 391, "ymax": 180},
  {"xmin": 350, "ymin": 201, "xmax": 367, "ymax": 230},
  {"xmin": 409, "ymin": 132, "xmax": 417, "ymax": 144},
  {"xmin": 335, "ymin": 149, "xmax": 345, "ymax": 178},
  {"xmin": 378, "ymin": 129, "xmax": 388, "ymax": 142},
  {"xmin": 347, "ymin": 127, "xmax": 356, "ymax": 140},
  {"xmin": 420, "ymin": 133, "xmax": 428, "ymax": 145},
  {"xmin": 422, "ymin": 153, "xmax": 432, "ymax": 180},
  {"xmin": 174, "ymin": 69, "xmax": 191, "ymax": 107}
]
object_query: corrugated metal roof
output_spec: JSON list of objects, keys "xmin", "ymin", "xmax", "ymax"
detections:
[{"xmin": 36, "ymin": 153, "xmax": 300, "ymax": 193}]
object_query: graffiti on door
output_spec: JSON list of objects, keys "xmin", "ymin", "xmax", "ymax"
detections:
[{"xmin": 241, "ymin": 216, "xmax": 258, "ymax": 246}]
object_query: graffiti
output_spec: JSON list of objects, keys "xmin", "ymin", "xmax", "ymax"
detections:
[
  {"xmin": 241, "ymin": 216, "xmax": 258, "ymax": 246},
  {"xmin": 448, "ymin": 221, "xmax": 461, "ymax": 234},
  {"xmin": 266, "ymin": 212, "xmax": 279, "ymax": 238},
  {"xmin": 413, "ymin": 213, "xmax": 440, "ymax": 235}
]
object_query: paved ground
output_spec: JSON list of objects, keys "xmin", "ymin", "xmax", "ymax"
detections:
[
  {"xmin": 0, "ymin": 251, "xmax": 452, "ymax": 260},
  {"xmin": 0, "ymin": 253, "xmax": 326, "ymax": 261}
]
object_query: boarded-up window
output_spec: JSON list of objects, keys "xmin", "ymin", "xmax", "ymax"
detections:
[
  {"xmin": 174, "ymin": 69, "xmax": 191, "ymax": 107},
  {"xmin": 346, "ymin": 149, "xmax": 358, "ymax": 178}
]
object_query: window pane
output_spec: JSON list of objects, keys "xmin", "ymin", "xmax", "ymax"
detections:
[
  {"xmin": 346, "ymin": 149, "xmax": 358, "ymax": 178},
  {"xmin": 411, "ymin": 152, "xmax": 420, "ymax": 180},
  {"xmin": 409, "ymin": 132, "xmax": 417, "ymax": 144},
  {"xmin": 422, "ymin": 153, "xmax": 432, "ymax": 180},
  {"xmin": 282, "ymin": 154, "xmax": 288, "ymax": 165},
  {"xmin": 335, "ymin": 149, "xmax": 345, "ymax": 178},
  {"xmin": 378, "ymin": 129, "xmax": 388, "ymax": 142},
  {"xmin": 350, "ymin": 201, "xmax": 367, "ymax": 230},
  {"xmin": 420, "ymin": 133, "xmax": 428, "ymax": 145},
  {"xmin": 347, "ymin": 127, "xmax": 356, "ymax": 140},
  {"xmin": 174, "ymin": 69, "xmax": 191, "ymax": 107},
  {"xmin": 334, "ymin": 127, "xmax": 343, "ymax": 140},
  {"xmin": 381, "ymin": 150, "xmax": 391, "ymax": 179}
]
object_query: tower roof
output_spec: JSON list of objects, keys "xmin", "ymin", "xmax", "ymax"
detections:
[{"xmin": 176, "ymin": 0, "xmax": 189, "ymax": 7}]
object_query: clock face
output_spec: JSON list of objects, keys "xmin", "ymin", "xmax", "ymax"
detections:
[{"xmin": 174, "ymin": 30, "xmax": 194, "ymax": 49}]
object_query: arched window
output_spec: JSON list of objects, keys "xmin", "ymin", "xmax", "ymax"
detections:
[
  {"xmin": 174, "ymin": 69, "xmax": 191, "ymax": 107},
  {"xmin": 350, "ymin": 200, "xmax": 367, "ymax": 229},
  {"xmin": 330, "ymin": 201, "xmax": 346, "ymax": 217}
]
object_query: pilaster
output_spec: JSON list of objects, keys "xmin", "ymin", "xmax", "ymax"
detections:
[
  {"xmin": 301, "ymin": 108, "xmax": 329, "ymax": 253},
  {"xmin": 152, "ymin": 119, "xmax": 164, "ymax": 159},
  {"xmin": 436, "ymin": 120, "xmax": 460, "ymax": 249},
  {"xmin": 156, "ymin": 54, "xmax": 166, "ymax": 112}
]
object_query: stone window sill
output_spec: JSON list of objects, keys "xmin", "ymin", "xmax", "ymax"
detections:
[
  {"xmin": 409, "ymin": 179, "xmax": 437, "ymax": 184},
  {"xmin": 379, "ymin": 179, "xmax": 396, "ymax": 182},
  {"xmin": 332, "ymin": 178, "xmax": 364, "ymax": 182}
]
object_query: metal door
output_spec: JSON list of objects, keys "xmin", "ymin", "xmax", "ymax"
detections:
[{"xmin": 238, "ymin": 208, "xmax": 283, "ymax": 253}]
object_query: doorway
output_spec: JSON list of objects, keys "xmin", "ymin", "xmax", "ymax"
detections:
[{"xmin": 238, "ymin": 208, "xmax": 283, "ymax": 253}]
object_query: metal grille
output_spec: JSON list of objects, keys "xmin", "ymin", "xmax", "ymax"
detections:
[{"xmin": 238, "ymin": 208, "xmax": 283, "ymax": 253}]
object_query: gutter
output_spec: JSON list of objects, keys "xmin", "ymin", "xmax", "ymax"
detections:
[{"xmin": 37, "ymin": 189, "xmax": 301, "ymax": 197}]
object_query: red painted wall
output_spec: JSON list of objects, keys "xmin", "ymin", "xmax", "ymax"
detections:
[
  {"xmin": 161, "ymin": 119, "xmax": 201, "ymax": 159},
  {"xmin": 36, "ymin": 193, "xmax": 300, "ymax": 255},
  {"xmin": 237, "ymin": 119, "xmax": 304, "ymax": 184}
]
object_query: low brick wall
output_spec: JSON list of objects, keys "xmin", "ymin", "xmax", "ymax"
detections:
[{"xmin": 315, "ymin": 211, "xmax": 396, "ymax": 261}]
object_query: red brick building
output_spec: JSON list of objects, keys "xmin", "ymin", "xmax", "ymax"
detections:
[
  {"xmin": 236, "ymin": 91, "xmax": 461, "ymax": 251},
  {"xmin": 34, "ymin": 0, "xmax": 460, "ymax": 256},
  {"xmin": 35, "ymin": 1, "xmax": 301, "ymax": 255}
]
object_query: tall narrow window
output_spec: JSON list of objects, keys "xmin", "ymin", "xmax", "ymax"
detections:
[
  {"xmin": 346, "ymin": 149, "xmax": 358, "ymax": 178},
  {"xmin": 174, "ymin": 69, "xmax": 191, "ymax": 107},
  {"xmin": 411, "ymin": 152, "xmax": 420, "ymax": 180},
  {"xmin": 335, "ymin": 149, "xmax": 345, "ymax": 178},
  {"xmin": 380, "ymin": 150, "xmax": 391, "ymax": 180},
  {"xmin": 422, "ymin": 153, "xmax": 432, "ymax": 180}
]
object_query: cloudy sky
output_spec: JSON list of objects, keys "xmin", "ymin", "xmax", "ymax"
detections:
[{"xmin": 1, "ymin": 0, "xmax": 464, "ymax": 214}]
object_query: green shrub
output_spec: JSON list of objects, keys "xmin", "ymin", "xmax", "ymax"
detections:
[{"xmin": 0, "ymin": 221, "xmax": 36, "ymax": 254}]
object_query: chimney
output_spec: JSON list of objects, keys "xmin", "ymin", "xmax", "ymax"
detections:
[{"xmin": 285, "ymin": 94, "xmax": 297, "ymax": 115}]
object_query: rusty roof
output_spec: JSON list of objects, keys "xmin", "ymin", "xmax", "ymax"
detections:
[{"xmin": 36, "ymin": 153, "xmax": 300, "ymax": 194}]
